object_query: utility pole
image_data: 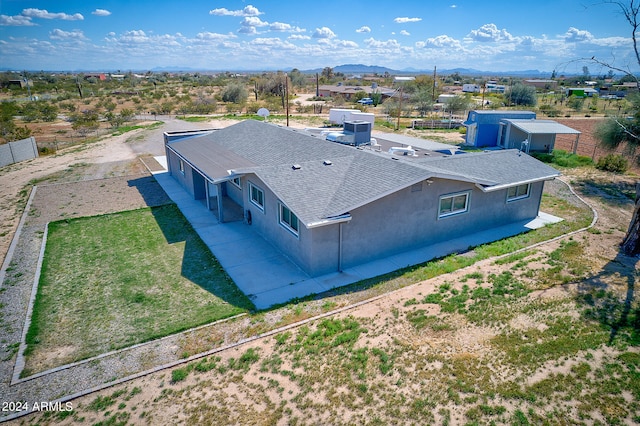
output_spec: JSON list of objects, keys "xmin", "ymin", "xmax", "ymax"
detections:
[
  {"xmin": 23, "ymin": 71, "xmax": 32, "ymax": 100},
  {"xmin": 285, "ymin": 73, "xmax": 289, "ymax": 127},
  {"xmin": 432, "ymin": 66, "xmax": 436, "ymax": 101},
  {"xmin": 396, "ymin": 85, "xmax": 403, "ymax": 131}
]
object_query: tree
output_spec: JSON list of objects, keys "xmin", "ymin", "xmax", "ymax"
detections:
[
  {"xmin": 320, "ymin": 67, "xmax": 334, "ymax": 82},
  {"xmin": 591, "ymin": 0, "xmax": 640, "ymax": 255},
  {"xmin": 505, "ymin": 84, "xmax": 537, "ymax": 106},
  {"xmin": 412, "ymin": 90, "xmax": 434, "ymax": 117},
  {"xmin": 221, "ymin": 83, "xmax": 248, "ymax": 104},
  {"xmin": 445, "ymin": 94, "xmax": 472, "ymax": 118}
]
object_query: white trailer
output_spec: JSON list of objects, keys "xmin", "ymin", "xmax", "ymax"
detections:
[
  {"xmin": 328, "ymin": 108, "xmax": 357, "ymax": 125},
  {"xmin": 328, "ymin": 109, "xmax": 374, "ymax": 125},
  {"xmin": 462, "ymin": 84, "xmax": 480, "ymax": 93}
]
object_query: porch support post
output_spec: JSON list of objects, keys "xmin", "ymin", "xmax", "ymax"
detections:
[
  {"xmin": 205, "ymin": 180, "xmax": 211, "ymax": 211},
  {"xmin": 216, "ymin": 183, "xmax": 224, "ymax": 223}
]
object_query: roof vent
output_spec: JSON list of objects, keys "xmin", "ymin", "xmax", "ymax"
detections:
[
  {"xmin": 323, "ymin": 160, "xmax": 332, "ymax": 166},
  {"xmin": 292, "ymin": 164, "xmax": 302, "ymax": 170}
]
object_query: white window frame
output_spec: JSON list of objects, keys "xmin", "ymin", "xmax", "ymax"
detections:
[
  {"xmin": 230, "ymin": 177, "xmax": 241, "ymax": 189},
  {"xmin": 438, "ymin": 191, "xmax": 470, "ymax": 218},
  {"xmin": 179, "ymin": 159, "xmax": 185, "ymax": 175},
  {"xmin": 279, "ymin": 203, "xmax": 300, "ymax": 237},
  {"xmin": 249, "ymin": 182, "xmax": 265, "ymax": 211},
  {"xmin": 506, "ymin": 183, "xmax": 531, "ymax": 202}
]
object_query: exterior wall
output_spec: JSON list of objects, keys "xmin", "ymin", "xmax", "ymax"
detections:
[
  {"xmin": 464, "ymin": 111, "xmax": 536, "ymax": 147},
  {"xmin": 226, "ymin": 179, "xmax": 243, "ymax": 206},
  {"xmin": 338, "ymin": 178, "xmax": 544, "ymax": 271},
  {"xmin": 166, "ymin": 149, "xmax": 199, "ymax": 198},
  {"xmin": 0, "ymin": 137, "xmax": 38, "ymax": 167},
  {"xmin": 503, "ymin": 126, "xmax": 556, "ymax": 153},
  {"xmin": 243, "ymin": 174, "xmax": 317, "ymax": 273}
]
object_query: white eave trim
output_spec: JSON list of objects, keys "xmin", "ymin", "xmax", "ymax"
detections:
[
  {"xmin": 475, "ymin": 174, "xmax": 560, "ymax": 193},
  {"xmin": 307, "ymin": 214, "xmax": 352, "ymax": 229}
]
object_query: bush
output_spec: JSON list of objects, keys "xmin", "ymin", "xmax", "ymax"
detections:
[
  {"xmin": 171, "ymin": 367, "xmax": 189, "ymax": 383},
  {"xmin": 596, "ymin": 154, "xmax": 628, "ymax": 173},
  {"xmin": 531, "ymin": 150, "xmax": 593, "ymax": 168}
]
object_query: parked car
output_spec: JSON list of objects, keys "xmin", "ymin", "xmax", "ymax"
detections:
[{"xmin": 357, "ymin": 97, "xmax": 374, "ymax": 105}]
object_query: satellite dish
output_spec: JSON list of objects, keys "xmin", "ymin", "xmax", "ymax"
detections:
[{"xmin": 257, "ymin": 108, "xmax": 270, "ymax": 121}]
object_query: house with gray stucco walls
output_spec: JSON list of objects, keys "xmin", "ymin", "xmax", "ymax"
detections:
[{"xmin": 164, "ymin": 120, "xmax": 560, "ymax": 278}]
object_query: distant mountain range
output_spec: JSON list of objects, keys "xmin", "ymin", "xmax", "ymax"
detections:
[{"xmin": 303, "ymin": 64, "xmax": 555, "ymax": 78}]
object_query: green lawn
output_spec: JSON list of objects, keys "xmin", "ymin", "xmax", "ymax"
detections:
[{"xmin": 24, "ymin": 204, "xmax": 253, "ymax": 373}]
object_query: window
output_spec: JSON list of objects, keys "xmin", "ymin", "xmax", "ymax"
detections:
[
  {"xmin": 230, "ymin": 177, "xmax": 241, "ymax": 189},
  {"xmin": 179, "ymin": 159, "xmax": 185, "ymax": 175},
  {"xmin": 279, "ymin": 204, "xmax": 299, "ymax": 236},
  {"xmin": 249, "ymin": 182, "xmax": 264, "ymax": 210},
  {"xmin": 439, "ymin": 192, "xmax": 470, "ymax": 218},
  {"xmin": 507, "ymin": 183, "xmax": 530, "ymax": 201}
]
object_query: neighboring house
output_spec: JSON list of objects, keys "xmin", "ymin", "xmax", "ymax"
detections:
[
  {"xmin": 84, "ymin": 73, "xmax": 107, "ymax": 81},
  {"xmin": 464, "ymin": 110, "xmax": 536, "ymax": 148},
  {"xmin": 523, "ymin": 79, "xmax": 558, "ymax": 90},
  {"xmin": 165, "ymin": 120, "xmax": 559, "ymax": 278},
  {"xmin": 498, "ymin": 119, "xmax": 581, "ymax": 153},
  {"xmin": 566, "ymin": 88, "xmax": 599, "ymax": 98},
  {"xmin": 318, "ymin": 84, "xmax": 395, "ymax": 100},
  {"xmin": 485, "ymin": 83, "xmax": 506, "ymax": 93},
  {"xmin": 464, "ymin": 110, "xmax": 581, "ymax": 152}
]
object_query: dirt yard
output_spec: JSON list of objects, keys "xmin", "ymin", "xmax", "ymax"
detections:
[{"xmin": 1, "ymin": 116, "xmax": 640, "ymax": 425}]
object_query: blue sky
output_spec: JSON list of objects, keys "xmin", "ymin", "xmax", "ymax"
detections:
[{"xmin": 0, "ymin": 0, "xmax": 635, "ymax": 74}]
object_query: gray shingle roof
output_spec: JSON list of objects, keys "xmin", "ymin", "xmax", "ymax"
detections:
[
  {"xmin": 168, "ymin": 120, "xmax": 559, "ymax": 226},
  {"xmin": 417, "ymin": 150, "xmax": 560, "ymax": 188}
]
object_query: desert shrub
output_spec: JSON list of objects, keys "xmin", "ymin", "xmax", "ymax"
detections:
[
  {"xmin": 171, "ymin": 367, "xmax": 189, "ymax": 383},
  {"xmin": 532, "ymin": 150, "xmax": 593, "ymax": 168},
  {"xmin": 596, "ymin": 154, "xmax": 628, "ymax": 173}
]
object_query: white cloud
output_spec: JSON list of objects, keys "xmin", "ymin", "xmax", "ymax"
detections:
[
  {"xmin": 270, "ymin": 22, "xmax": 304, "ymax": 33},
  {"xmin": 49, "ymin": 29, "xmax": 87, "ymax": 40},
  {"xmin": 394, "ymin": 17, "xmax": 421, "ymax": 23},
  {"xmin": 417, "ymin": 35, "xmax": 462, "ymax": 49},
  {"xmin": 364, "ymin": 38, "xmax": 401, "ymax": 49},
  {"xmin": 115, "ymin": 30, "xmax": 149, "ymax": 43},
  {"xmin": 400, "ymin": 30, "xmax": 410, "ymax": 36},
  {"xmin": 209, "ymin": 5, "xmax": 263, "ymax": 17},
  {"xmin": 238, "ymin": 16, "xmax": 269, "ymax": 34},
  {"xmin": 250, "ymin": 37, "xmax": 296, "ymax": 50},
  {"xmin": 335, "ymin": 40, "xmax": 358, "ymax": 48},
  {"xmin": 21, "ymin": 8, "xmax": 84, "ymax": 21},
  {"xmin": 564, "ymin": 27, "xmax": 594, "ymax": 42},
  {"xmin": 451, "ymin": 4, "xmax": 457, "ymax": 8},
  {"xmin": 289, "ymin": 34, "xmax": 311, "ymax": 40},
  {"xmin": 467, "ymin": 23, "xmax": 514, "ymax": 42},
  {"xmin": 0, "ymin": 15, "xmax": 35, "ymax": 26},
  {"xmin": 196, "ymin": 32, "xmax": 236, "ymax": 41},
  {"xmin": 313, "ymin": 27, "xmax": 336, "ymax": 39},
  {"xmin": 92, "ymin": 9, "xmax": 111, "ymax": 17},
  {"xmin": 356, "ymin": 26, "xmax": 371, "ymax": 33}
]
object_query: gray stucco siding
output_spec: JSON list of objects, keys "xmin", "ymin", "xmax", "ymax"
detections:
[
  {"xmin": 338, "ymin": 178, "xmax": 452, "ymax": 269},
  {"xmin": 505, "ymin": 127, "xmax": 556, "ymax": 153},
  {"xmin": 226, "ymin": 178, "xmax": 243, "ymax": 206},
  {"xmin": 338, "ymin": 178, "xmax": 544, "ymax": 270},
  {"xmin": 243, "ymin": 175, "xmax": 316, "ymax": 273},
  {"xmin": 167, "ymin": 150, "xmax": 198, "ymax": 198}
]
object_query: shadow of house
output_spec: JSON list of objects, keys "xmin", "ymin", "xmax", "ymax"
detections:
[
  {"xmin": 578, "ymin": 250, "xmax": 639, "ymax": 345},
  {"xmin": 127, "ymin": 175, "xmax": 253, "ymax": 311}
]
